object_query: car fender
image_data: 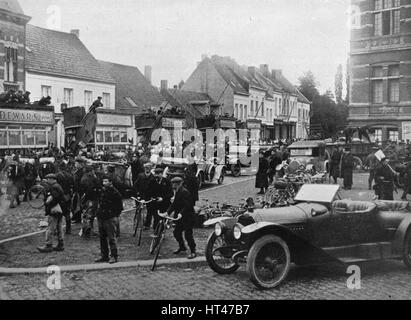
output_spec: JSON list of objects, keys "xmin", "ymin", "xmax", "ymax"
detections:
[
  {"xmin": 203, "ymin": 217, "xmax": 237, "ymax": 228},
  {"xmin": 392, "ymin": 214, "xmax": 411, "ymax": 256}
]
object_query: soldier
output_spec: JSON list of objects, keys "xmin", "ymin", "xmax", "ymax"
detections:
[
  {"xmin": 341, "ymin": 147, "xmax": 355, "ymax": 190},
  {"xmin": 95, "ymin": 175, "xmax": 123, "ymax": 264},
  {"xmin": 80, "ymin": 166, "xmax": 100, "ymax": 238},
  {"xmin": 56, "ymin": 167, "xmax": 74, "ymax": 235},
  {"xmin": 375, "ymin": 158, "xmax": 397, "ymax": 201},
  {"xmin": 365, "ymin": 147, "xmax": 380, "ymax": 190},
  {"xmin": 255, "ymin": 151, "xmax": 269, "ymax": 194},
  {"xmin": 22, "ymin": 161, "xmax": 38, "ymax": 202},
  {"xmin": 168, "ymin": 177, "xmax": 197, "ymax": 260},
  {"xmin": 329, "ymin": 145, "xmax": 343, "ymax": 184},
  {"xmin": 37, "ymin": 174, "xmax": 65, "ymax": 253},
  {"xmin": 72, "ymin": 157, "xmax": 87, "ymax": 224}
]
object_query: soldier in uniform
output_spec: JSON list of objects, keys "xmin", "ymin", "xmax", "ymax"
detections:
[
  {"xmin": 80, "ymin": 166, "xmax": 100, "ymax": 238},
  {"xmin": 341, "ymin": 147, "xmax": 355, "ymax": 190},
  {"xmin": 375, "ymin": 158, "xmax": 397, "ymax": 201}
]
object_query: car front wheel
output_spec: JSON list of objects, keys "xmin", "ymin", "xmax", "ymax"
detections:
[
  {"xmin": 403, "ymin": 229, "xmax": 411, "ymax": 269},
  {"xmin": 205, "ymin": 233, "xmax": 240, "ymax": 274},
  {"xmin": 247, "ymin": 235, "xmax": 291, "ymax": 289}
]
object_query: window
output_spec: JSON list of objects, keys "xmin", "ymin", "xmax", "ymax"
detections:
[
  {"xmin": 240, "ymin": 105, "xmax": 243, "ymax": 120},
  {"xmin": 389, "ymin": 79, "xmax": 400, "ymax": 102},
  {"xmin": 4, "ymin": 46, "xmax": 18, "ymax": 82},
  {"xmin": 102, "ymin": 93, "xmax": 111, "ymax": 108},
  {"xmin": 41, "ymin": 85, "xmax": 52, "ymax": 98},
  {"xmin": 261, "ymin": 102, "xmax": 264, "ymax": 117},
  {"xmin": 255, "ymin": 101, "xmax": 259, "ymax": 116},
  {"xmin": 0, "ymin": 126, "xmax": 49, "ymax": 148},
  {"xmin": 96, "ymin": 131, "xmax": 104, "ymax": 143},
  {"xmin": 373, "ymin": 129, "xmax": 383, "ymax": 142},
  {"xmin": 244, "ymin": 105, "xmax": 248, "ymax": 119},
  {"xmin": 22, "ymin": 130, "xmax": 35, "ymax": 146},
  {"xmin": 374, "ymin": 0, "xmax": 400, "ymax": 36},
  {"xmin": 372, "ymin": 80, "xmax": 383, "ymax": 103},
  {"xmin": 388, "ymin": 129, "xmax": 399, "ymax": 141},
  {"xmin": 104, "ymin": 131, "xmax": 113, "ymax": 143},
  {"xmin": 95, "ymin": 129, "xmax": 128, "ymax": 145},
  {"xmin": 250, "ymin": 101, "xmax": 254, "ymax": 116},
  {"xmin": 266, "ymin": 108, "xmax": 269, "ymax": 120},
  {"xmin": 64, "ymin": 88, "xmax": 74, "ymax": 107},
  {"xmin": 235, "ymin": 104, "xmax": 239, "ymax": 118},
  {"xmin": 84, "ymin": 90, "xmax": 93, "ymax": 109},
  {"xmin": 270, "ymin": 109, "xmax": 273, "ymax": 121},
  {"xmin": 372, "ymin": 66, "xmax": 384, "ymax": 77},
  {"xmin": 388, "ymin": 65, "xmax": 399, "ymax": 76}
]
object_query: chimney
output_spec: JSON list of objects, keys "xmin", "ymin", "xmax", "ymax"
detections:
[
  {"xmin": 260, "ymin": 64, "xmax": 269, "ymax": 77},
  {"xmin": 248, "ymin": 66, "xmax": 257, "ymax": 77},
  {"xmin": 160, "ymin": 80, "xmax": 168, "ymax": 91},
  {"xmin": 70, "ymin": 29, "xmax": 80, "ymax": 38},
  {"xmin": 144, "ymin": 66, "xmax": 152, "ymax": 84},
  {"xmin": 272, "ymin": 69, "xmax": 282, "ymax": 80}
]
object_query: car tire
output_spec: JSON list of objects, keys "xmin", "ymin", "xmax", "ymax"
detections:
[
  {"xmin": 247, "ymin": 235, "xmax": 291, "ymax": 290},
  {"xmin": 403, "ymin": 229, "xmax": 411, "ymax": 269},
  {"xmin": 231, "ymin": 164, "xmax": 241, "ymax": 177},
  {"xmin": 205, "ymin": 233, "xmax": 240, "ymax": 274}
]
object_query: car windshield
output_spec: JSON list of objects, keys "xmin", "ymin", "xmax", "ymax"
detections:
[
  {"xmin": 294, "ymin": 184, "xmax": 341, "ymax": 203},
  {"xmin": 290, "ymin": 148, "xmax": 313, "ymax": 156}
]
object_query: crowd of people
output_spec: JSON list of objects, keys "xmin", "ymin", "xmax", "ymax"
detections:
[{"xmin": 0, "ymin": 146, "xmax": 199, "ymax": 263}]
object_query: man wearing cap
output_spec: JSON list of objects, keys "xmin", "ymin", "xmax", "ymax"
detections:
[
  {"xmin": 133, "ymin": 163, "xmax": 158, "ymax": 230},
  {"xmin": 168, "ymin": 177, "xmax": 197, "ymax": 259},
  {"xmin": 341, "ymin": 147, "xmax": 355, "ymax": 190},
  {"xmin": 365, "ymin": 147, "xmax": 380, "ymax": 190},
  {"xmin": 375, "ymin": 158, "xmax": 396, "ymax": 200},
  {"xmin": 153, "ymin": 168, "xmax": 173, "ymax": 213},
  {"xmin": 37, "ymin": 174, "xmax": 65, "ymax": 253},
  {"xmin": 95, "ymin": 175, "xmax": 123, "ymax": 264}
]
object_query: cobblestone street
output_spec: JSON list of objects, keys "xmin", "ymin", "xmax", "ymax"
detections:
[{"xmin": 1, "ymin": 172, "xmax": 411, "ymax": 300}]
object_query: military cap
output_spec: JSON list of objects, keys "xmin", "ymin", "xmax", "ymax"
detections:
[
  {"xmin": 171, "ymin": 177, "xmax": 184, "ymax": 184},
  {"xmin": 45, "ymin": 174, "xmax": 57, "ymax": 180}
]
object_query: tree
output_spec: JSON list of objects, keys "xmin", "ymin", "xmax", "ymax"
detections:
[
  {"xmin": 298, "ymin": 71, "xmax": 319, "ymax": 102},
  {"xmin": 335, "ymin": 64, "xmax": 343, "ymax": 104}
]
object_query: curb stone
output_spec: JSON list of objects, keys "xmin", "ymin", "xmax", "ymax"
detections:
[{"xmin": 0, "ymin": 256, "xmax": 208, "ymax": 275}]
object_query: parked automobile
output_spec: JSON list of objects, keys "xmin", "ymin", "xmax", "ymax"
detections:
[
  {"xmin": 204, "ymin": 184, "xmax": 411, "ymax": 289},
  {"xmin": 287, "ymin": 140, "xmax": 330, "ymax": 173}
]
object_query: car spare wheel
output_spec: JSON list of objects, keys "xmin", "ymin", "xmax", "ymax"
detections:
[
  {"xmin": 247, "ymin": 235, "xmax": 291, "ymax": 289},
  {"xmin": 403, "ymin": 229, "xmax": 411, "ymax": 269},
  {"xmin": 205, "ymin": 233, "xmax": 240, "ymax": 274}
]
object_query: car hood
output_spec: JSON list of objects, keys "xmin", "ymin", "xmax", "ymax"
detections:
[{"xmin": 250, "ymin": 204, "xmax": 310, "ymax": 225}]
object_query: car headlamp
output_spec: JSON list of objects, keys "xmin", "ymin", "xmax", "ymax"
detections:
[
  {"xmin": 233, "ymin": 224, "xmax": 243, "ymax": 240},
  {"xmin": 215, "ymin": 223, "xmax": 223, "ymax": 236}
]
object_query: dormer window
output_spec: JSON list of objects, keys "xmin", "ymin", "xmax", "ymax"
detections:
[{"xmin": 4, "ymin": 46, "xmax": 18, "ymax": 83}]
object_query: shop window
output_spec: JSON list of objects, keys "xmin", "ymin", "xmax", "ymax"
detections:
[
  {"xmin": 35, "ymin": 131, "xmax": 47, "ymax": 146},
  {"xmin": 8, "ymin": 131, "xmax": 21, "ymax": 146},
  {"xmin": 388, "ymin": 129, "xmax": 398, "ymax": 141},
  {"xmin": 120, "ymin": 132, "xmax": 128, "ymax": 143},
  {"xmin": 104, "ymin": 131, "xmax": 113, "ymax": 143},
  {"xmin": 0, "ymin": 130, "xmax": 7, "ymax": 146},
  {"xmin": 96, "ymin": 131, "xmax": 104, "ymax": 143},
  {"xmin": 113, "ymin": 131, "xmax": 120, "ymax": 143},
  {"xmin": 23, "ymin": 131, "xmax": 35, "ymax": 146}
]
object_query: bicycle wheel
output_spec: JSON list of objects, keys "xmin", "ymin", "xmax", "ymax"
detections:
[
  {"xmin": 133, "ymin": 207, "xmax": 142, "ymax": 238},
  {"xmin": 151, "ymin": 233, "xmax": 165, "ymax": 272},
  {"xmin": 28, "ymin": 185, "xmax": 46, "ymax": 209},
  {"xmin": 150, "ymin": 221, "xmax": 165, "ymax": 254}
]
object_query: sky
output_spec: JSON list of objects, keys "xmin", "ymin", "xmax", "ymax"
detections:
[{"xmin": 19, "ymin": 0, "xmax": 351, "ymax": 93}]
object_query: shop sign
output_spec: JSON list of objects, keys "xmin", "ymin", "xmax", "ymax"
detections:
[
  {"xmin": 97, "ymin": 113, "xmax": 132, "ymax": 127},
  {"xmin": 247, "ymin": 121, "xmax": 261, "ymax": 130},
  {"xmin": 0, "ymin": 108, "xmax": 53, "ymax": 125},
  {"xmin": 220, "ymin": 120, "xmax": 236, "ymax": 129},
  {"xmin": 162, "ymin": 117, "xmax": 186, "ymax": 128},
  {"xmin": 402, "ymin": 122, "xmax": 411, "ymax": 141}
]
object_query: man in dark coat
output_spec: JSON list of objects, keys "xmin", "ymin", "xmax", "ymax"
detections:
[
  {"xmin": 168, "ymin": 177, "xmax": 197, "ymax": 259},
  {"xmin": 375, "ymin": 158, "xmax": 396, "ymax": 201},
  {"xmin": 133, "ymin": 163, "xmax": 158, "ymax": 230},
  {"xmin": 329, "ymin": 145, "xmax": 343, "ymax": 184},
  {"xmin": 268, "ymin": 149, "xmax": 282, "ymax": 184},
  {"xmin": 341, "ymin": 147, "xmax": 355, "ymax": 190},
  {"xmin": 255, "ymin": 151, "xmax": 269, "ymax": 194},
  {"xmin": 95, "ymin": 176, "xmax": 123, "ymax": 264},
  {"xmin": 72, "ymin": 158, "xmax": 86, "ymax": 223},
  {"xmin": 80, "ymin": 166, "xmax": 100, "ymax": 238},
  {"xmin": 130, "ymin": 154, "xmax": 142, "ymax": 185},
  {"xmin": 37, "ymin": 174, "xmax": 65, "ymax": 253},
  {"xmin": 22, "ymin": 162, "xmax": 38, "ymax": 202},
  {"xmin": 153, "ymin": 168, "xmax": 173, "ymax": 213},
  {"xmin": 401, "ymin": 161, "xmax": 411, "ymax": 200},
  {"xmin": 184, "ymin": 162, "xmax": 199, "ymax": 206},
  {"xmin": 56, "ymin": 169, "xmax": 74, "ymax": 234}
]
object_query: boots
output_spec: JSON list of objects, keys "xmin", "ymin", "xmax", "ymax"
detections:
[
  {"xmin": 53, "ymin": 241, "xmax": 65, "ymax": 252},
  {"xmin": 37, "ymin": 244, "xmax": 53, "ymax": 253}
]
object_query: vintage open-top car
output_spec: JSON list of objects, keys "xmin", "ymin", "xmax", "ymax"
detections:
[{"xmin": 204, "ymin": 184, "xmax": 411, "ymax": 289}]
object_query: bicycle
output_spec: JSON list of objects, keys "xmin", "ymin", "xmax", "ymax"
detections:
[
  {"xmin": 131, "ymin": 197, "xmax": 155, "ymax": 246},
  {"xmin": 150, "ymin": 211, "xmax": 182, "ymax": 271}
]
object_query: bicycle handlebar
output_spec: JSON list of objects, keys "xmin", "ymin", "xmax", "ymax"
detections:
[
  {"xmin": 131, "ymin": 197, "xmax": 156, "ymax": 204},
  {"xmin": 158, "ymin": 212, "xmax": 182, "ymax": 221}
]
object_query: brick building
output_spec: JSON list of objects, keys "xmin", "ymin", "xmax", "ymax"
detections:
[
  {"xmin": 0, "ymin": 0, "xmax": 30, "ymax": 92},
  {"xmin": 348, "ymin": 0, "xmax": 411, "ymax": 142}
]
